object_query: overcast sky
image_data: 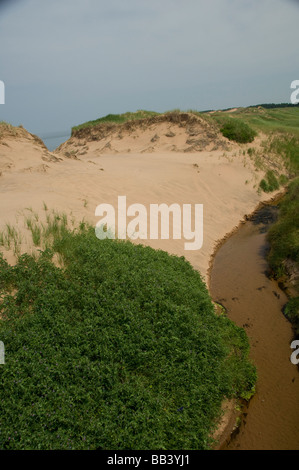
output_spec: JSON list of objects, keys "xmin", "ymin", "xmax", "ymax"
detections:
[{"xmin": 0, "ymin": 0, "xmax": 298, "ymax": 149}]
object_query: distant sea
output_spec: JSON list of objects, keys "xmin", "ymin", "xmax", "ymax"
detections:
[{"xmin": 41, "ymin": 133, "xmax": 71, "ymax": 151}]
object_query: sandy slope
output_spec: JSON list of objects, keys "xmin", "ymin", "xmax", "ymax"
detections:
[{"xmin": 0, "ymin": 119, "xmax": 281, "ymax": 281}]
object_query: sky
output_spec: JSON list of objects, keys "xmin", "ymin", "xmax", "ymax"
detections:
[{"xmin": 0, "ymin": 0, "xmax": 298, "ymax": 149}]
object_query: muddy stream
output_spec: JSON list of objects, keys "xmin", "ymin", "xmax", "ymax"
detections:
[{"xmin": 210, "ymin": 204, "xmax": 299, "ymax": 450}]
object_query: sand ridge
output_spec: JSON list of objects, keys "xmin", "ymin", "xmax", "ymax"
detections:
[{"xmin": 56, "ymin": 112, "xmax": 231, "ymax": 157}]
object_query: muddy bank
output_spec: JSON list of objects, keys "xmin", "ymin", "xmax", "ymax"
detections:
[{"xmin": 210, "ymin": 201, "xmax": 299, "ymax": 450}]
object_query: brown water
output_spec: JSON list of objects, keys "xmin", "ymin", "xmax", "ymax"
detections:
[{"xmin": 210, "ymin": 208, "xmax": 299, "ymax": 450}]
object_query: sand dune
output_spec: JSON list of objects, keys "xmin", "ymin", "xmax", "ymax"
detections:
[
  {"xmin": 0, "ymin": 118, "xmax": 281, "ymax": 280},
  {"xmin": 58, "ymin": 112, "xmax": 230, "ymax": 156}
]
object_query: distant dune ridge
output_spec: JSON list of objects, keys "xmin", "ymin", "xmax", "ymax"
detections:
[{"xmin": 62, "ymin": 112, "xmax": 230, "ymax": 155}]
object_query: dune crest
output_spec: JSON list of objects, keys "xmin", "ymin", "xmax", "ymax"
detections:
[{"xmin": 56, "ymin": 112, "xmax": 231, "ymax": 157}]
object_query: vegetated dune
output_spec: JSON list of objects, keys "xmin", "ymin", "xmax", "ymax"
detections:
[
  {"xmin": 0, "ymin": 114, "xmax": 284, "ymax": 278},
  {"xmin": 58, "ymin": 112, "xmax": 230, "ymax": 155}
]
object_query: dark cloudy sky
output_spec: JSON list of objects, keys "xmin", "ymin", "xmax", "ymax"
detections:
[{"xmin": 0, "ymin": 0, "xmax": 298, "ymax": 149}]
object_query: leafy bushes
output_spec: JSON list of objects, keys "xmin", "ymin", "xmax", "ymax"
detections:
[
  {"xmin": 0, "ymin": 225, "xmax": 256, "ymax": 449},
  {"xmin": 217, "ymin": 118, "xmax": 256, "ymax": 143}
]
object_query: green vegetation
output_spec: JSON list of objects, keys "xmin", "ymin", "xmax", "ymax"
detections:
[
  {"xmin": 214, "ymin": 117, "xmax": 257, "ymax": 143},
  {"xmin": 215, "ymin": 107, "xmax": 299, "ymax": 333},
  {"xmin": 268, "ymin": 179, "xmax": 299, "ymax": 272},
  {"xmin": 72, "ymin": 110, "xmax": 159, "ymax": 132},
  {"xmin": 267, "ymin": 178, "xmax": 299, "ymax": 330},
  {"xmin": 218, "ymin": 106, "xmax": 299, "ymax": 138},
  {"xmin": 0, "ymin": 222, "xmax": 256, "ymax": 450},
  {"xmin": 262, "ymin": 134, "xmax": 299, "ymax": 175},
  {"xmin": 248, "ymin": 103, "xmax": 299, "ymax": 110},
  {"xmin": 0, "ymin": 225, "xmax": 22, "ymax": 256},
  {"xmin": 0, "ymin": 121, "xmax": 17, "ymax": 138},
  {"xmin": 27, "ymin": 209, "xmax": 70, "ymax": 249},
  {"xmin": 71, "ymin": 105, "xmax": 299, "ymax": 144},
  {"xmin": 285, "ymin": 298, "xmax": 299, "ymax": 326},
  {"xmin": 259, "ymin": 171, "xmax": 289, "ymax": 193},
  {"xmin": 203, "ymin": 105, "xmax": 299, "ymax": 336},
  {"xmin": 240, "ymin": 109, "xmax": 299, "ymax": 332},
  {"xmin": 259, "ymin": 170, "xmax": 280, "ymax": 193}
]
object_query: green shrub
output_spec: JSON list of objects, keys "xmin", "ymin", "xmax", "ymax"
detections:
[
  {"xmin": 0, "ymin": 225, "xmax": 256, "ymax": 450},
  {"xmin": 284, "ymin": 297, "xmax": 299, "ymax": 324},
  {"xmin": 218, "ymin": 118, "xmax": 256, "ymax": 143},
  {"xmin": 259, "ymin": 170, "xmax": 280, "ymax": 193}
]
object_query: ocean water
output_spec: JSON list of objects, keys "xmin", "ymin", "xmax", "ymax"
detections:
[{"xmin": 42, "ymin": 133, "xmax": 71, "ymax": 151}]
